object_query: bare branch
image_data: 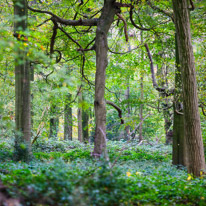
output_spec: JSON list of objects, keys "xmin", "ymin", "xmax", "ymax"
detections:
[
  {"xmin": 106, "ymin": 100, "xmax": 124, "ymax": 124},
  {"xmin": 129, "ymin": 6, "xmax": 152, "ymax": 31},
  {"xmin": 189, "ymin": 0, "xmax": 195, "ymax": 11},
  {"xmin": 129, "ymin": 113, "xmax": 151, "ymax": 137},
  {"xmin": 175, "ymin": 110, "xmax": 183, "ymax": 115},
  {"xmin": 144, "ymin": 43, "xmax": 158, "ymax": 88},
  {"xmin": 50, "ymin": 20, "xmax": 58, "ymax": 55},
  {"xmin": 28, "ymin": 6, "xmax": 98, "ymax": 26},
  {"xmin": 144, "ymin": 43, "xmax": 174, "ymax": 96},
  {"xmin": 145, "ymin": 0, "xmax": 174, "ymax": 21},
  {"xmin": 36, "ymin": 18, "xmax": 51, "ymax": 27},
  {"xmin": 58, "ymin": 27, "xmax": 83, "ymax": 49},
  {"xmin": 116, "ymin": 13, "xmax": 128, "ymax": 42},
  {"xmin": 114, "ymin": 2, "xmax": 132, "ymax": 7}
]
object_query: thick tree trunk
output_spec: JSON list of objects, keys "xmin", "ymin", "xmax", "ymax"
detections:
[
  {"xmin": 14, "ymin": 0, "xmax": 31, "ymax": 161},
  {"xmin": 172, "ymin": 0, "xmax": 206, "ymax": 176},
  {"xmin": 78, "ymin": 89, "xmax": 83, "ymax": 142},
  {"xmin": 92, "ymin": 0, "xmax": 117, "ymax": 157},
  {"xmin": 49, "ymin": 105, "xmax": 59, "ymax": 138},
  {"xmin": 64, "ymin": 94, "xmax": 72, "ymax": 140},
  {"xmin": 172, "ymin": 34, "xmax": 188, "ymax": 167}
]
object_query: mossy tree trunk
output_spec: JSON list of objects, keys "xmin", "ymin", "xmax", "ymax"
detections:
[
  {"xmin": 49, "ymin": 104, "xmax": 59, "ymax": 138},
  {"xmin": 78, "ymin": 88, "xmax": 83, "ymax": 142},
  {"xmin": 82, "ymin": 94, "xmax": 89, "ymax": 143},
  {"xmin": 64, "ymin": 94, "xmax": 72, "ymax": 140},
  {"xmin": 13, "ymin": 0, "xmax": 31, "ymax": 161}
]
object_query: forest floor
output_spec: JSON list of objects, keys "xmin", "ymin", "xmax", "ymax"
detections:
[{"xmin": 0, "ymin": 138, "xmax": 206, "ymax": 206}]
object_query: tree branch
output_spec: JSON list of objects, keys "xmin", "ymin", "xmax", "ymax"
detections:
[
  {"xmin": 145, "ymin": 0, "xmax": 174, "ymax": 21},
  {"xmin": 114, "ymin": 2, "xmax": 132, "ymax": 7},
  {"xmin": 116, "ymin": 13, "xmax": 128, "ymax": 42},
  {"xmin": 129, "ymin": 6, "xmax": 152, "ymax": 31},
  {"xmin": 189, "ymin": 0, "xmax": 195, "ymax": 11},
  {"xmin": 28, "ymin": 6, "xmax": 98, "ymax": 26},
  {"xmin": 144, "ymin": 43, "xmax": 174, "ymax": 96},
  {"xmin": 106, "ymin": 100, "xmax": 124, "ymax": 124},
  {"xmin": 129, "ymin": 113, "xmax": 151, "ymax": 138}
]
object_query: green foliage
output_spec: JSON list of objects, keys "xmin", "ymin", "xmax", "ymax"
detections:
[{"xmin": 0, "ymin": 139, "xmax": 206, "ymax": 205}]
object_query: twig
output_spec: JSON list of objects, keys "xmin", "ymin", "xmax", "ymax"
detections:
[{"xmin": 32, "ymin": 106, "xmax": 49, "ymax": 145}]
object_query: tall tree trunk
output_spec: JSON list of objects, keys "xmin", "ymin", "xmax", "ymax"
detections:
[
  {"xmin": 157, "ymin": 61, "xmax": 173, "ymax": 145},
  {"xmin": 82, "ymin": 94, "xmax": 89, "ymax": 143},
  {"xmin": 172, "ymin": 0, "xmax": 206, "ymax": 176},
  {"xmin": 139, "ymin": 31, "xmax": 144, "ymax": 142},
  {"xmin": 64, "ymin": 94, "xmax": 72, "ymax": 140},
  {"xmin": 172, "ymin": 34, "xmax": 188, "ymax": 167},
  {"xmin": 13, "ymin": 0, "xmax": 31, "ymax": 161},
  {"xmin": 78, "ymin": 88, "xmax": 83, "ymax": 142},
  {"xmin": 49, "ymin": 105, "xmax": 59, "ymax": 138},
  {"xmin": 125, "ymin": 85, "xmax": 130, "ymax": 137},
  {"xmin": 92, "ymin": 0, "xmax": 117, "ymax": 157},
  {"xmin": 82, "ymin": 108, "xmax": 89, "ymax": 143}
]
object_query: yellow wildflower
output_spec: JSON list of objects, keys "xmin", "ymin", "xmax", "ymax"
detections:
[
  {"xmin": 136, "ymin": 172, "xmax": 141, "ymax": 175},
  {"xmin": 187, "ymin": 174, "xmax": 193, "ymax": 181},
  {"xmin": 126, "ymin": 172, "xmax": 131, "ymax": 177},
  {"xmin": 201, "ymin": 197, "xmax": 205, "ymax": 200}
]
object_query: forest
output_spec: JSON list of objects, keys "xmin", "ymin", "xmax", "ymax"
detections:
[{"xmin": 0, "ymin": 0, "xmax": 206, "ymax": 205}]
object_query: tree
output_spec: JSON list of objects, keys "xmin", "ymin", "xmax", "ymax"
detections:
[
  {"xmin": 172, "ymin": 0, "xmax": 206, "ymax": 176},
  {"xmin": 172, "ymin": 34, "xmax": 188, "ymax": 167},
  {"xmin": 13, "ymin": 0, "xmax": 31, "ymax": 161},
  {"xmin": 64, "ymin": 94, "xmax": 72, "ymax": 140}
]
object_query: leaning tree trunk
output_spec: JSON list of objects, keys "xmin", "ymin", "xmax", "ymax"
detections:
[
  {"xmin": 172, "ymin": 34, "xmax": 188, "ymax": 167},
  {"xmin": 92, "ymin": 0, "xmax": 117, "ymax": 157},
  {"xmin": 64, "ymin": 94, "xmax": 72, "ymax": 140},
  {"xmin": 13, "ymin": 0, "xmax": 31, "ymax": 161},
  {"xmin": 172, "ymin": 0, "xmax": 206, "ymax": 176}
]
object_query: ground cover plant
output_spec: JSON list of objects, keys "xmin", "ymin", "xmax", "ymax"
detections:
[
  {"xmin": 0, "ymin": 138, "xmax": 206, "ymax": 206},
  {"xmin": 1, "ymin": 0, "xmax": 206, "ymax": 205}
]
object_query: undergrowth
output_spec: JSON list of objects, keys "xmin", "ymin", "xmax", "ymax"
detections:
[{"xmin": 0, "ymin": 138, "xmax": 206, "ymax": 206}]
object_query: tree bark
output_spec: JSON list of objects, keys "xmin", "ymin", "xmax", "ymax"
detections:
[
  {"xmin": 64, "ymin": 94, "xmax": 72, "ymax": 140},
  {"xmin": 139, "ymin": 31, "xmax": 144, "ymax": 142},
  {"xmin": 172, "ymin": 34, "xmax": 188, "ymax": 167},
  {"xmin": 172, "ymin": 0, "xmax": 206, "ymax": 176},
  {"xmin": 82, "ymin": 107, "xmax": 89, "ymax": 143},
  {"xmin": 92, "ymin": 0, "xmax": 117, "ymax": 157},
  {"xmin": 125, "ymin": 85, "xmax": 130, "ymax": 137},
  {"xmin": 49, "ymin": 105, "xmax": 59, "ymax": 138},
  {"xmin": 13, "ymin": 0, "xmax": 31, "ymax": 161},
  {"xmin": 78, "ymin": 88, "xmax": 83, "ymax": 142}
]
